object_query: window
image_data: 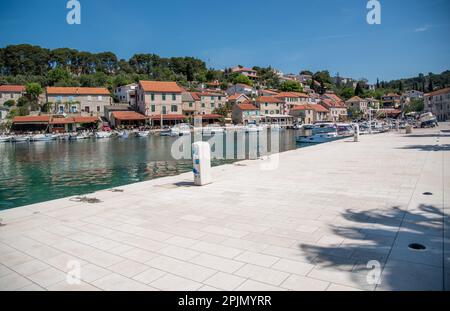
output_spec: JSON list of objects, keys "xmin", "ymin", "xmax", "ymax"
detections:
[
  {"xmin": 85, "ymin": 106, "xmax": 90, "ymax": 113},
  {"xmin": 98, "ymin": 96, "xmax": 103, "ymax": 101},
  {"xmin": 171, "ymin": 105, "xmax": 178, "ymax": 112},
  {"xmin": 162, "ymin": 106, "xmax": 167, "ymax": 114},
  {"xmin": 201, "ymin": 103, "xmax": 205, "ymax": 108},
  {"xmin": 189, "ymin": 102, "xmax": 193, "ymax": 108},
  {"xmin": 151, "ymin": 94, "xmax": 155, "ymax": 101},
  {"xmin": 218, "ymin": 96, "xmax": 222, "ymax": 101},
  {"xmin": 211, "ymin": 96, "xmax": 214, "ymax": 101},
  {"xmin": 162, "ymin": 94, "xmax": 166, "ymax": 101},
  {"xmin": 172, "ymin": 94, "xmax": 176, "ymax": 101},
  {"xmin": 265, "ymin": 110, "xmax": 269, "ymax": 114},
  {"xmin": 68, "ymin": 96, "xmax": 74, "ymax": 102},
  {"xmin": 71, "ymin": 106, "xmax": 77, "ymax": 113},
  {"xmin": 211, "ymin": 103, "xmax": 215, "ymax": 109},
  {"xmin": 56, "ymin": 96, "xmax": 62, "ymax": 102},
  {"xmin": 59, "ymin": 106, "xmax": 64, "ymax": 113},
  {"xmin": 10, "ymin": 94, "xmax": 13, "ymax": 99},
  {"xmin": 151, "ymin": 105, "xmax": 155, "ymax": 112},
  {"xmin": 97, "ymin": 106, "xmax": 100, "ymax": 112}
]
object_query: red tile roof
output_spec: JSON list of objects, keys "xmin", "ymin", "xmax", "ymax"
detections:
[
  {"xmin": 291, "ymin": 104, "xmax": 329, "ymax": 113},
  {"xmin": 0, "ymin": 85, "xmax": 26, "ymax": 92},
  {"xmin": 50, "ymin": 117, "xmax": 75, "ymax": 125},
  {"xmin": 261, "ymin": 89, "xmax": 279, "ymax": 96},
  {"xmin": 46, "ymin": 87, "xmax": 110, "ymax": 95},
  {"xmin": 236, "ymin": 101, "xmax": 258, "ymax": 111},
  {"xmin": 190, "ymin": 92, "xmax": 201, "ymax": 101},
  {"xmin": 112, "ymin": 111, "xmax": 148, "ymax": 121},
  {"xmin": 346, "ymin": 96, "xmax": 365, "ymax": 102},
  {"xmin": 149, "ymin": 114, "xmax": 186, "ymax": 120},
  {"xmin": 276, "ymin": 92, "xmax": 308, "ymax": 98},
  {"xmin": 73, "ymin": 116, "xmax": 99, "ymax": 123},
  {"xmin": 139, "ymin": 81, "xmax": 184, "ymax": 93},
  {"xmin": 320, "ymin": 98, "xmax": 346, "ymax": 109},
  {"xmin": 425, "ymin": 87, "xmax": 450, "ymax": 97},
  {"xmin": 194, "ymin": 114, "xmax": 222, "ymax": 119},
  {"xmin": 228, "ymin": 93, "xmax": 248, "ymax": 101},
  {"xmin": 13, "ymin": 116, "xmax": 51, "ymax": 123},
  {"xmin": 256, "ymin": 96, "xmax": 284, "ymax": 103}
]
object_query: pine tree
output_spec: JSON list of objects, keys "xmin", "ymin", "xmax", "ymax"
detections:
[
  {"xmin": 355, "ymin": 82, "xmax": 363, "ymax": 96},
  {"xmin": 428, "ymin": 79, "xmax": 433, "ymax": 92},
  {"xmin": 376, "ymin": 78, "xmax": 380, "ymax": 89}
]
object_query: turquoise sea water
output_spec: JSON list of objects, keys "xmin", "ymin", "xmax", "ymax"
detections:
[{"xmin": 0, "ymin": 131, "xmax": 300, "ymax": 210}]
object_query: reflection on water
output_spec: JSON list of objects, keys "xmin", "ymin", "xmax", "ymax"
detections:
[{"xmin": 0, "ymin": 130, "xmax": 300, "ymax": 210}]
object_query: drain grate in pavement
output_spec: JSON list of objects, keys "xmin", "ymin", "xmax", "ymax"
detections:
[
  {"xmin": 409, "ymin": 243, "xmax": 426, "ymax": 251},
  {"xmin": 423, "ymin": 192, "xmax": 433, "ymax": 196}
]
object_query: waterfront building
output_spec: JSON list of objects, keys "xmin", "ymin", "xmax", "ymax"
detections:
[
  {"xmin": 424, "ymin": 87, "xmax": 450, "ymax": 121},
  {"xmin": 181, "ymin": 92, "xmax": 197, "ymax": 117},
  {"xmin": 46, "ymin": 87, "xmax": 112, "ymax": 116},
  {"xmin": 114, "ymin": 83, "xmax": 137, "ymax": 109},
  {"xmin": 0, "ymin": 84, "xmax": 26, "ymax": 106},
  {"xmin": 232, "ymin": 100, "xmax": 261, "ymax": 124},
  {"xmin": 193, "ymin": 91, "xmax": 227, "ymax": 115},
  {"xmin": 255, "ymin": 96, "xmax": 284, "ymax": 116},
  {"xmin": 366, "ymin": 97, "xmax": 381, "ymax": 109},
  {"xmin": 345, "ymin": 96, "xmax": 369, "ymax": 117},
  {"xmin": 50, "ymin": 116, "xmax": 99, "ymax": 133},
  {"xmin": 320, "ymin": 98, "xmax": 347, "ymax": 122},
  {"xmin": 275, "ymin": 92, "xmax": 311, "ymax": 114},
  {"xmin": 136, "ymin": 81, "xmax": 185, "ymax": 125},
  {"xmin": 289, "ymin": 104, "xmax": 329, "ymax": 124},
  {"xmin": 109, "ymin": 111, "xmax": 148, "ymax": 128}
]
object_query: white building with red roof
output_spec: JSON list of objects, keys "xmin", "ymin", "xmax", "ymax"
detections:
[{"xmin": 232, "ymin": 100, "xmax": 261, "ymax": 124}]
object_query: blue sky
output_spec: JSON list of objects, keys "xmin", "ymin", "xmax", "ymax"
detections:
[{"xmin": 0, "ymin": 0, "xmax": 449, "ymax": 83}]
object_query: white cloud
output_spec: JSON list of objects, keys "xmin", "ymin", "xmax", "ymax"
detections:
[{"xmin": 414, "ymin": 25, "xmax": 432, "ymax": 32}]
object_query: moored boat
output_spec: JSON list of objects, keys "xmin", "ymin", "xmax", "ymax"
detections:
[
  {"xmin": 136, "ymin": 130, "xmax": 150, "ymax": 137},
  {"xmin": 0, "ymin": 135, "xmax": 12, "ymax": 142},
  {"xmin": 95, "ymin": 131, "xmax": 113, "ymax": 139},
  {"xmin": 31, "ymin": 134, "xmax": 53, "ymax": 142},
  {"xmin": 11, "ymin": 135, "xmax": 30, "ymax": 143}
]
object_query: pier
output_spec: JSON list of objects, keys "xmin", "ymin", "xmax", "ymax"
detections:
[{"xmin": 0, "ymin": 124, "xmax": 449, "ymax": 291}]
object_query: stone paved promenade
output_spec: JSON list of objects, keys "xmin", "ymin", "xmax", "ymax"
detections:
[{"xmin": 1, "ymin": 124, "xmax": 449, "ymax": 291}]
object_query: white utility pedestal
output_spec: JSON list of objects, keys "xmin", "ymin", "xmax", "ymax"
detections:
[
  {"xmin": 192, "ymin": 142, "xmax": 213, "ymax": 186},
  {"xmin": 354, "ymin": 124, "xmax": 360, "ymax": 142}
]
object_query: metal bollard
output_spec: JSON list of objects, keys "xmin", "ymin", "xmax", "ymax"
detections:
[
  {"xmin": 354, "ymin": 124, "xmax": 360, "ymax": 142},
  {"xmin": 192, "ymin": 142, "xmax": 213, "ymax": 186}
]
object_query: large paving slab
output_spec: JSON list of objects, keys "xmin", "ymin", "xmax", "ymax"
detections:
[{"xmin": 1, "ymin": 123, "xmax": 449, "ymax": 291}]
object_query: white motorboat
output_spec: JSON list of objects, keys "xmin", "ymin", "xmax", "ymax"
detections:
[
  {"xmin": 202, "ymin": 124, "xmax": 224, "ymax": 135},
  {"xmin": 95, "ymin": 131, "xmax": 113, "ymax": 139},
  {"xmin": 246, "ymin": 124, "xmax": 264, "ymax": 133},
  {"xmin": 296, "ymin": 125, "xmax": 339, "ymax": 144},
  {"xmin": 11, "ymin": 135, "xmax": 30, "ymax": 143},
  {"xmin": 31, "ymin": 134, "xmax": 53, "ymax": 142},
  {"xmin": 69, "ymin": 133, "xmax": 90, "ymax": 140},
  {"xmin": 270, "ymin": 124, "xmax": 282, "ymax": 131},
  {"xmin": 136, "ymin": 131, "xmax": 150, "ymax": 137},
  {"xmin": 171, "ymin": 123, "xmax": 191, "ymax": 136},
  {"xmin": 159, "ymin": 127, "xmax": 172, "ymax": 136},
  {"xmin": 117, "ymin": 130, "xmax": 129, "ymax": 138},
  {"xmin": 0, "ymin": 136, "xmax": 12, "ymax": 143}
]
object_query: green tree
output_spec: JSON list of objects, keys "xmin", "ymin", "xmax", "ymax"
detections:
[
  {"xmin": 233, "ymin": 74, "xmax": 253, "ymax": 86},
  {"xmin": 3, "ymin": 99, "xmax": 15, "ymax": 107},
  {"xmin": 354, "ymin": 82, "xmax": 364, "ymax": 96},
  {"xmin": 17, "ymin": 96, "xmax": 30, "ymax": 107},
  {"xmin": 280, "ymin": 80, "xmax": 303, "ymax": 92},
  {"xmin": 340, "ymin": 87, "xmax": 355, "ymax": 100},
  {"xmin": 25, "ymin": 82, "xmax": 43, "ymax": 111}
]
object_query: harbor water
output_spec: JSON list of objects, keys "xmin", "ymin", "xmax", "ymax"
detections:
[{"xmin": 0, "ymin": 130, "xmax": 302, "ymax": 210}]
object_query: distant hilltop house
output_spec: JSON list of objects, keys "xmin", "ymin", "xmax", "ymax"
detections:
[
  {"xmin": 0, "ymin": 84, "xmax": 26, "ymax": 106},
  {"xmin": 230, "ymin": 66, "xmax": 258, "ymax": 80},
  {"xmin": 46, "ymin": 87, "xmax": 112, "ymax": 116},
  {"xmin": 424, "ymin": 87, "xmax": 450, "ymax": 122},
  {"xmin": 381, "ymin": 93, "xmax": 403, "ymax": 108},
  {"xmin": 114, "ymin": 83, "xmax": 137, "ymax": 108},
  {"xmin": 404, "ymin": 90, "xmax": 424, "ymax": 100},
  {"xmin": 226, "ymin": 83, "xmax": 256, "ymax": 97}
]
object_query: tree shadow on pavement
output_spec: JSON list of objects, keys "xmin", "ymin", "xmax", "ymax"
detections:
[
  {"xmin": 398, "ymin": 144, "xmax": 450, "ymax": 152},
  {"xmin": 299, "ymin": 204, "xmax": 448, "ymax": 291}
]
